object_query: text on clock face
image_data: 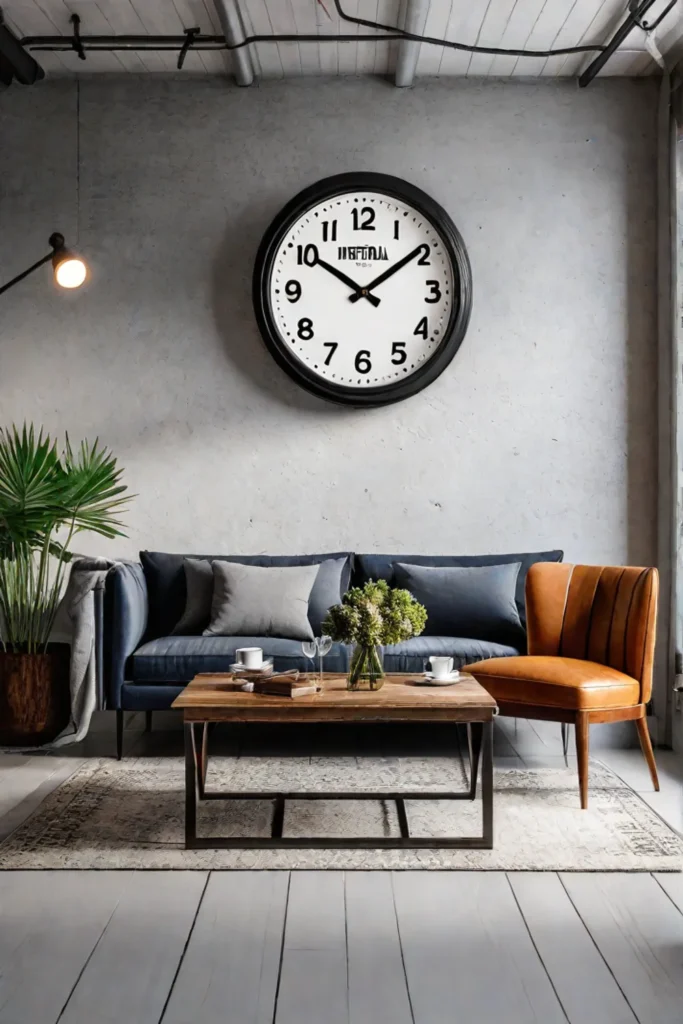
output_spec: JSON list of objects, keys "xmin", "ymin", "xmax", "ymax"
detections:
[{"xmin": 270, "ymin": 191, "xmax": 455, "ymax": 388}]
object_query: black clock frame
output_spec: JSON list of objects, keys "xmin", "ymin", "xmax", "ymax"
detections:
[{"xmin": 252, "ymin": 172, "xmax": 473, "ymax": 407}]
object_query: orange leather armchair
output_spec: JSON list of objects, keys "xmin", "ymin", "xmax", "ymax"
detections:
[{"xmin": 464, "ymin": 562, "xmax": 659, "ymax": 808}]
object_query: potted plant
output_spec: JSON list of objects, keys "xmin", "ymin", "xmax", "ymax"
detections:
[
  {"xmin": 0, "ymin": 425, "xmax": 129, "ymax": 744},
  {"xmin": 323, "ymin": 579, "xmax": 427, "ymax": 690}
]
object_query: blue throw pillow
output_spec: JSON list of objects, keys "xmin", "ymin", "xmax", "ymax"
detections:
[{"xmin": 393, "ymin": 561, "xmax": 525, "ymax": 646}]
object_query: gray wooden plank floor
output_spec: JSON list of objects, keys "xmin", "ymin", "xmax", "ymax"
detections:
[{"xmin": 0, "ymin": 717, "xmax": 681, "ymax": 1024}]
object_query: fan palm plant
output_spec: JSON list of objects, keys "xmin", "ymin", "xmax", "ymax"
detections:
[{"xmin": 0, "ymin": 424, "xmax": 129, "ymax": 653}]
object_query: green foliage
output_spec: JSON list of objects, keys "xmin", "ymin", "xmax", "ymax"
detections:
[
  {"xmin": 0, "ymin": 424, "xmax": 130, "ymax": 653},
  {"xmin": 323, "ymin": 578, "xmax": 427, "ymax": 647}
]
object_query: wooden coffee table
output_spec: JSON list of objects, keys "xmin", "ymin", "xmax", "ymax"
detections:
[{"xmin": 172, "ymin": 672, "xmax": 497, "ymax": 850}]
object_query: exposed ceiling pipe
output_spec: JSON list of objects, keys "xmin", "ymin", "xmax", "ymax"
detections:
[
  {"xmin": 579, "ymin": 0, "xmax": 664, "ymax": 86},
  {"xmin": 395, "ymin": 0, "xmax": 430, "ymax": 87},
  {"xmin": 212, "ymin": 0, "xmax": 254, "ymax": 86}
]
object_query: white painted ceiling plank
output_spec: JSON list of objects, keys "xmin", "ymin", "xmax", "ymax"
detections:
[
  {"xmin": 487, "ymin": 0, "xmax": 547, "ymax": 75},
  {"xmin": 2, "ymin": 2, "xmax": 71, "ymax": 71},
  {"xmin": 356, "ymin": 0, "xmax": 379, "ymax": 74},
  {"xmin": 127, "ymin": 0, "xmax": 183, "ymax": 70},
  {"xmin": 540, "ymin": 0, "xmax": 608, "ymax": 76},
  {"xmin": 93, "ymin": 0, "xmax": 167, "ymax": 72},
  {"xmin": 62, "ymin": 2, "xmax": 130, "ymax": 74},
  {"xmin": 170, "ymin": 0, "xmax": 218, "ymax": 73},
  {"xmin": 11, "ymin": 0, "xmax": 86, "ymax": 72},
  {"xmin": 467, "ymin": 0, "xmax": 519, "ymax": 76},
  {"xmin": 438, "ymin": 0, "xmax": 488, "ymax": 76},
  {"xmin": 599, "ymin": 48, "xmax": 655, "ymax": 74},
  {"xmin": 264, "ymin": 0, "xmax": 302, "ymax": 76},
  {"xmin": 242, "ymin": 0, "xmax": 282, "ymax": 77},
  {"xmin": 289, "ymin": 0, "xmax": 321, "ymax": 74},
  {"xmin": 510, "ymin": 0, "xmax": 579, "ymax": 76},
  {"xmin": 316, "ymin": 0, "xmax": 341, "ymax": 75},
  {"xmin": 415, "ymin": 0, "xmax": 452, "ymax": 76},
  {"xmin": 556, "ymin": 0, "xmax": 628, "ymax": 77},
  {"xmin": 336, "ymin": 0, "xmax": 359, "ymax": 74}
]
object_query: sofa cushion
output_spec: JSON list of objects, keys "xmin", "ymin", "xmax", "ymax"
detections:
[
  {"xmin": 205, "ymin": 562, "xmax": 318, "ymax": 640},
  {"xmin": 353, "ymin": 550, "xmax": 563, "ymax": 627},
  {"xmin": 141, "ymin": 550, "xmax": 354, "ymax": 640},
  {"xmin": 131, "ymin": 635, "xmax": 350, "ymax": 683},
  {"xmin": 382, "ymin": 636, "xmax": 520, "ymax": 674},
  {"xmin": 394, "ymin": 561, "xmax": 524, "ymax": 647}
]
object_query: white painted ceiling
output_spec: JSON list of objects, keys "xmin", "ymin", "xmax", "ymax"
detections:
[{"xmin": 4, "ymin": 0, "xmax": 682, "ymax": 78}]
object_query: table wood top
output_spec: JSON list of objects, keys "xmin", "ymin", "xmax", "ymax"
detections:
[{"xmin": 173, "ymin": 673, "xmax": 497, "ymax": 724}]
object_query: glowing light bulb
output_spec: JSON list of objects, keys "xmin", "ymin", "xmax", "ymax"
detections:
[{"xmin": 54, "ymin": 256, "xmax": 87, "ymax": 289}]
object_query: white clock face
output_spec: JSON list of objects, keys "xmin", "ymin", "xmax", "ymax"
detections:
[{"xmin": 268, "ymin": 191, "xmax": 455, "ymax": 389}]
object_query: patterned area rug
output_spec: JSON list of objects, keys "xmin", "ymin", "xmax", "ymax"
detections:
[{"xmin": 0, "ymin": 753, "xmax": 680, "ymax": 870}]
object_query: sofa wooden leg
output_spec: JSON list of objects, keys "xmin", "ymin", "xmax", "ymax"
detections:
[
  {"xmin": 575, "ymin": 712, "xmax": 589, "ymax": 809},
  {"xmin": 145, "ymin": 710, "xmax": 153, "ymax": 733},
  {"xmin": 635, "ymin": 715, "xmax": 660, "ymax": 792},
  {"xmin": 116, "ymin": 710, "xmax": 124, "ymax": 760}
]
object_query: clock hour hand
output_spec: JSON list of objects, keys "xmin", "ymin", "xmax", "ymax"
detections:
[
  {"xmin": 349, "ymin": 244, "xmax": 427, "ymax": 304},
  {"xmin": 315, "ymin": 257, "xmax": 380, "ymax": 307}
]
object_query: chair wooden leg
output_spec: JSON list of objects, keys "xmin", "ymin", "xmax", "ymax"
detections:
[
  {"xmin": 575, "ymin": 712, "xmax": 590, "ymax": 809},
  {"xmin": 635, "ymin": 716, "xmax": 660, "ymax": 792}
]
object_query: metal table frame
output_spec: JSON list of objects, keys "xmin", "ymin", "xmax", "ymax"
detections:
[{"xmin": 183, "ymin": 719, "xmax": 493, "ymax": 850}]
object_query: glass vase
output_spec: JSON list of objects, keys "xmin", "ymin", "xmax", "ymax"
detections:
[{"xmin": 347, "ymin": 644, "xmax": 385, "ymax": 690}]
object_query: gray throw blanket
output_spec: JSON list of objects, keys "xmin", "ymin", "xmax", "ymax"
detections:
[{"xmin": 49, "ymin": 556, "xmax": 120, "ymax": 747}]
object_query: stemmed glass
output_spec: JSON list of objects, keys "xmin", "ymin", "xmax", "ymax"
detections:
[
  {"xmin": 301, "ymin": 640, "xmax": 317, "ymax": 677},
  {"xmin": 317, "ymin": 635, "xmax": 333, "ymax": 686},
  {"xmin": 301, "ymin": 635, "xmax": 333, "ymax": 687}
]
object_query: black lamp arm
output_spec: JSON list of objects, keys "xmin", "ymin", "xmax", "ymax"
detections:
[{"xmin": 0, "ymin": 234, "xmax": 65, "ymax": 296}]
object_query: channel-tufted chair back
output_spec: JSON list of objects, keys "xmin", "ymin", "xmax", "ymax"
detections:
[{"xmin": 525, "ymin": 563, "xmax": 658, "ymax": 703}]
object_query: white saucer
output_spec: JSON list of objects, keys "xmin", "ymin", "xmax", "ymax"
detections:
[
  {"xmin": 416, "ymin": 671, "xmax": 461, "ymax": 686},
  {"xmin": 230, "ymin": 658, "xmax": 273, "ymax": 674}
]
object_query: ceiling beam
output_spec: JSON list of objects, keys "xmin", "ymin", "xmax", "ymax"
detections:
[
  {"xmin": 395, "ymin": 0, "xmax": 430, "ymax": 88},
  {"xmin": 213, "ymin": 0, "xmax": 253, "ymax": 86}
]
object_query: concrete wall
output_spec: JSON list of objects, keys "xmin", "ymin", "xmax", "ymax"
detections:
[{"xmin": 0, "ymin": 76, "xmax": 658, "ymax": 565}]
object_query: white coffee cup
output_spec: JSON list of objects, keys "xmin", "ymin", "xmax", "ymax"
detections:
[
  {"xmin": 236, "ymin": 647, "xmax": 263, "ymax": 670},
  {"xmin": 429, "ymin": 656, "xmax": 454, "ymax": 678}
]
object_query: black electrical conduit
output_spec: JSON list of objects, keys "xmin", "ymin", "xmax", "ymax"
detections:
[{"xmin": 18, "ymin": 0, "xmax": 660, "ymax": 87}]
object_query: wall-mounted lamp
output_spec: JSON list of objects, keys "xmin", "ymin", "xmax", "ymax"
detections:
[{"xmin": 0, "ymin": 233, "xmax": 87, "ymax": 296}]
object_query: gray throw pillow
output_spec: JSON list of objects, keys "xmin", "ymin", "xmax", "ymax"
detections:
[
  {"xmin": 393, "ymin": 561, "xmax": 524, "ymax": 645},
  {"xmin": 171, "ymin": 558, "xmax": 214, "ymax": 635},
  {"xmin": 308, "ymin": 556, "xmax": 348, "ymax": 634},
  {"xmin": 204, "ymin": 561, "xmax": 318, "ymax": 640},
  {"xmin": 171, "ymin": 556, "xmax": 348, "ymax": 636}
]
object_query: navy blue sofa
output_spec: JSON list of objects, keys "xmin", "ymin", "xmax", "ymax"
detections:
[{"xmin": 104, "ymin": 549, "xmax": 563, "ymax": 756}]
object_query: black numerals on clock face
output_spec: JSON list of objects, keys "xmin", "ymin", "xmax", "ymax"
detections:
[
  {"xmin": 425, "ymin": 280, "xmax": 441, "ymax": 303},
  {"xmin": 297, "ymin": 317, "xmax": 314, "ymax": 340},
  {"xmin": 414, "ymin": 317, "xmax": 428, "ymax": 339},
  {"xmin": 270, "ymin": 191, "xmax": 455, "ymax": 390},
  {"xmin": 322, "ymin": 220, "xmax": 337, "ymax": 242},
  {"xmin": 351, "ymin": 207, "xmax": 376, "ymax": 231},
  {"xmin": 297, "ymin": 244, "xmax": 318, "ymax": 266},
  {"xmin": 355, "ymin": 350, "xmax": 371, "ymax": 373}
]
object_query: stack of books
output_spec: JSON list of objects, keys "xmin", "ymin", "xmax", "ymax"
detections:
[{"xmin": 251, "ymin": 672, "xmax": 321, "ymax": 698}]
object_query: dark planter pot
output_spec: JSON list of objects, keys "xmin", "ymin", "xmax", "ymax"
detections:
[{"xmin": 0, "ymin": 644, "xmax": 71, "ymax": 746}]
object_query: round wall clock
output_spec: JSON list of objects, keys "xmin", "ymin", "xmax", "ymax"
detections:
[{"xmin": 252, "ymin": 172, "xmax": 472, "ymax": 407}]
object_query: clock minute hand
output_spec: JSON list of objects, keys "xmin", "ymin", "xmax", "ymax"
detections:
[
  {"xmin": 349, "ymin": 244, "xmax": 426, "ymax": 304},
  {"xmin": 315, "ymin": 258, "xmax": 380, "ymax": 308}
]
